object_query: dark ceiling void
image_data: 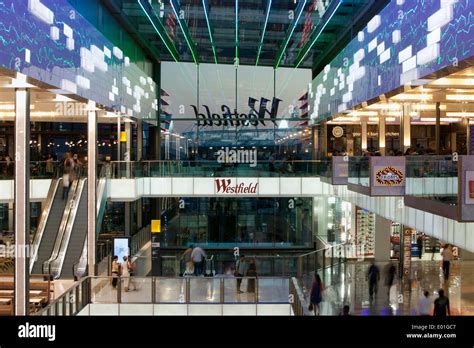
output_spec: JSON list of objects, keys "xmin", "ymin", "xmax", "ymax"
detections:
[{"xmin": 100, "ymin": 0, "xmax": 389, "ymax": 71}]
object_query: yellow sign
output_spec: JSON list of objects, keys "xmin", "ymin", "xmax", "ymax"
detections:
[
  {"xmin": 151, "ymin": 220, "xmax": 161, "ymax": 233},
  {"xmin": 120, "ymin": 131, "xmax": 127, "ymax": 142}
]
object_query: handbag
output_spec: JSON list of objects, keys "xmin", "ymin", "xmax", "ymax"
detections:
[{"xmin": 308, "ymin": 303, "xmax": 314, "ymax": 311}]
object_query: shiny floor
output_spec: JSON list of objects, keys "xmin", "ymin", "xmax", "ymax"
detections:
[{"xmin": 312, "ymin": 260, "xmax": 474, "ymax": 316}]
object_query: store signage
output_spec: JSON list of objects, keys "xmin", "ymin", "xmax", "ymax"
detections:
[
  {"xmin": 191, "ymin": 97, "xmax": 282, "ymax": 127},
  {"xmin": 332, "ymin": 126, "xmax": 344, "ymax": 138},
  {"xmin": 465, "ymin": 171, "xmax": 474, "ymax": 204},
  {"xmin": 374, "ymin": 165, "xmax": 404, "ymax": 186},
  {"xmin": 402, "ymin": 228, "xmax": 412, "ymax": 277},
  {"xmin": 215, "ymin": 179, "xmax": 258, "ymax": 194}
]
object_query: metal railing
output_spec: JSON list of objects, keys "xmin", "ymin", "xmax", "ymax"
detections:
[{"xmin": 34, "ymin": 275, "xmax": 292, "ymax": 316}]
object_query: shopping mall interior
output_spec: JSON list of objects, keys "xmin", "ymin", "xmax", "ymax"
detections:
[{"xmin": 0, "ymin": 0, "xmax": 474, "ymax": 319}]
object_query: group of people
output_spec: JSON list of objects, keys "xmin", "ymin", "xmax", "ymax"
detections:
[
  {"xmin": 111, "ymin": 255, "xmax": 136, "ymax": 292},
  {"xmin": 61, "ymin": 152, "xmax": 84, "ymax": 200},
  {"xmin": 181, "ymin": 245, "xmax": 207, "ymax": 276},
  {"xmin": 234, "ymin": 255, "xmax": 257, "ymax": 293}
]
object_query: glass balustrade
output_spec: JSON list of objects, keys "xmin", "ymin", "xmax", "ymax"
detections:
[
  {"xmin": 405, "ymin": 155, "xmax": 458, "ymax": 205},
  {"xmin": 348, "ymin": 156, "xmax": 370, "ymax": 187}
]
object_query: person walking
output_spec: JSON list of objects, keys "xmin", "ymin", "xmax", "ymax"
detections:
[
  {"xmin": 310, "ymin": 273, "xmax": 324, "ymax": 316},
  {"xmin": 62, "ymin": 153, "xmax": 74, "ymax": 200},
  {"xmin": 417, "ymin": 235, "xmax": 423, "ymax": 259},
  {"xmin": 45, "ymin": 154, "xmax": 54, "ymax": 176},
  {"xmin": 121, "ymin": 256, "xmax": 131, "ymax": 292},
  {"xmin": 181, "ymin": 245, "xmax": 194, "ymax": 275},
  {"xmin": 127, "ymin": 255, "xmax": 136, "ymax": 291},
  {"xmin": 385, "ymin": 263, "xmax": 396, "ymax": 297},
  {"xmin": 418, "ymin": 291, "xmax": 432, "ymax": 316},
  {"xmin": 234, "ymin": 254, "xmax": 246, "ymax": 293},
  {"xmin": 340, "ymin": 305, "xmax": 351, "ymax": 316},
  {"xmin": 191, "ymin": 245, "xmax": 206, "ymax": 276},
  {"xmin": 111, "ymin": 255, "xmax": 120, "ymax": 289},
  {"xmin": 367, "ymin": 261, "xmax": 380, "ymax": 303},
  {"xmin": 441, "ymin": 244, "xmax": 453, "ymax": 280},
  {"xmin": 246, "ymin": 259, "xmax": 257, "ymax": 293},
  {"xmin": 433, "ymin": 289, "xmax": 450, "ymax": 316}
]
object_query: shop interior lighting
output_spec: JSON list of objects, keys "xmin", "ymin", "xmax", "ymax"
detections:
[
  {"xmin": 255, "ymin": 0, "xmax": 272, "ymax": 66},
  {"xmin": 295, "ymin": 0, "xmax": 342, "ymax": 68},
  {"xmin": 274, "ymin": 0, "xmax": 307, "ymax": 69},
  {"xmin": 446, "ymin": 112, "xmax": 474, "ymax": 117},
  {"xmin": 171, "ymin": 0, "xmax": 199, "ymax": 64},
  {"xmin": 138, "ymin": 0, "xmax": 180, "ymax": 62},
  {"xmin": 202, "ymin": 0, "xmax": 218, "ymax": 64},
  {"xmin": 446, "ymin": 94, "xmax": 474, "ymax": 101}
]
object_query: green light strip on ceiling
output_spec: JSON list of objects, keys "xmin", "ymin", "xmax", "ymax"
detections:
[
  {"xmin": 274, "ymin": 0, "xmax": 307, "ymax": 69},
  {"xmin": 171, "ymin": 0, "xmax": 200, "ymax": 65},
  {"xmin": 295, "ymin": 0, "xmax": 343, "ymax": 68},
  {"xmin": 202, "ymin": 0, "xmax": 218, "ymax": 64},
  {"xmin": 137, "ymin": 0, "xmax": 180, "ymax": 62},
  {"xmin": 255, "ymin": 0, "xmax": 272, "ymax": 66}
]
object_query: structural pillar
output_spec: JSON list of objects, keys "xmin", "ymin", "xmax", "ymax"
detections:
[
  {"xmin": 137, "ymin": 120, "xmax": 143, "ymax": 161},
  {"xmin": 374, "ymin": 215, "xmax": 391, "ymax": 262},
  {"xmin": 400, "ymin": 104, "xmax": 411, "ymax": 153},
  {"xmin": 311, "ymin": 127, "xmax": 318, "ymax": 160},
  {"xmin": 378, "ymin": 115, "xmax": 386, "ymax": 155},
  {"xmin": 435, "ymin": 102, "xmax": 441, "ymax": 155},
  {"xmin": 87, "ymin": 101, "xmax": 97, "ymax": 276},
  {"xmin": 14, "ymin": 87, "xmax": 30, "ymax": 315},
  {"xmin": 361, "ymin": 119, "xmax": 368, "ymax": 151},
  {"xmin": 117, "ymin": 116, "xmax": 121, "ymax": 161},
  {"xmin": 321, "ymin": 122, "xmax": 328, "ymax": 157}
]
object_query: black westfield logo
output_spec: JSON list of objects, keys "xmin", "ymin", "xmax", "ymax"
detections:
[{"xmin": 191, "ymin": 97, "xmax": 282, "ymax": 127}]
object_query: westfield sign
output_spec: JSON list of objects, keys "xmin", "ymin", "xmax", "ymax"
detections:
[
  {"xmin": 191, "ymin": 97, "xmax": 282, "ymax": 127},
  {"xmin": 215, "ymin": 179, "xmax": 258, "ymax": 194}
]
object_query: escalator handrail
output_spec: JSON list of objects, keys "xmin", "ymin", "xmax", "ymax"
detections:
[
  {"xmin": 29, "ymin": 178, "xmax": 61, "ymax": 273},
  {"xmin": 42, "ymin": 179, "xmax": 80, "ymax": 276},
  {"xmin": 49, "ymin": 178, "xmax": 87, "ymax": 279},
  {"xmin": 73, "ymin": 171, "xmax": 108, "ymax": 280}
]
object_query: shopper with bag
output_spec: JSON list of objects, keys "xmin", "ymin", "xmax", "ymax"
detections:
[{"xmin": 309, "ymin": 273, "xmax": 324, "ymax": 316}]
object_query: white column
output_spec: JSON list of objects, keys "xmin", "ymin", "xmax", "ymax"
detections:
[
  {"xmin": 117, "ymin": 116, "xmax": 121, "ymax": 161},
  {"xmin": 361, "ymin": 119, "xmax": 368, "ymax": 151},
  {"xmin": 402, "ymin": 104, "xmax": 411, "ymax": 152},
  {"xmin": 8, "ymin": 202, "xmax": 14, "ymax": 231},
  {"xmin": 374, "ymin": 214, "xmax": 392, "ymax": 262},
  {"xmin": 87, "ymin": 101, "xmax": 97, "ymax": 276},
  {"xmin": 14, "ymin": 88, "xmax": 30, "ymax": 315},
  {"xmin": 379, "ymin": 115, "xmax": 386, "ymax": 155}
]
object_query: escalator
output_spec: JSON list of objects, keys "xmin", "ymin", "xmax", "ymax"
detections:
[
  {"xmin": 30, "ymin": 179, "xmax": 66, "ymax": 275},
  {"xmin": 43, "ymin": 178, "xmax": 86, "ymax": 279}
]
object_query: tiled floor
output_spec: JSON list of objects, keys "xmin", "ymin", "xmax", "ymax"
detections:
[{"xmin": 313, "ymin": 260, "xmax": 474, "ymax": 316}]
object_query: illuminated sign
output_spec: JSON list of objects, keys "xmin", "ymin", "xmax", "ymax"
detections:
[{"xmin": 375, "ymin": 166, "xmax": 404, "ymax": 186}]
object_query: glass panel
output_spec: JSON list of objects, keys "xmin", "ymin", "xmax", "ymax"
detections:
[
  {"xmin": 223, "ymin": 277, "xmax": 256, "ymax": 303},
  {"xmin": 155, "ymin": 278, "xmax": 186, "ymax": 303},
  {"xmin": 120, "ymin": 277, "xmax": 152, "ymax": 303},
  {"xmin": 189, "ymin": 278, "xmax": 221, "ymax": 303},
  {"xmin": 90, "ymin": 277, "xmax": 118, "ymax": 303},
  {"xmin": 348, "ymin": 156, "xmax": 370, "ymax": 186},
  {"xmin": 258, "ymin": 278, "xmax": 289, "ymax": 303}
]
